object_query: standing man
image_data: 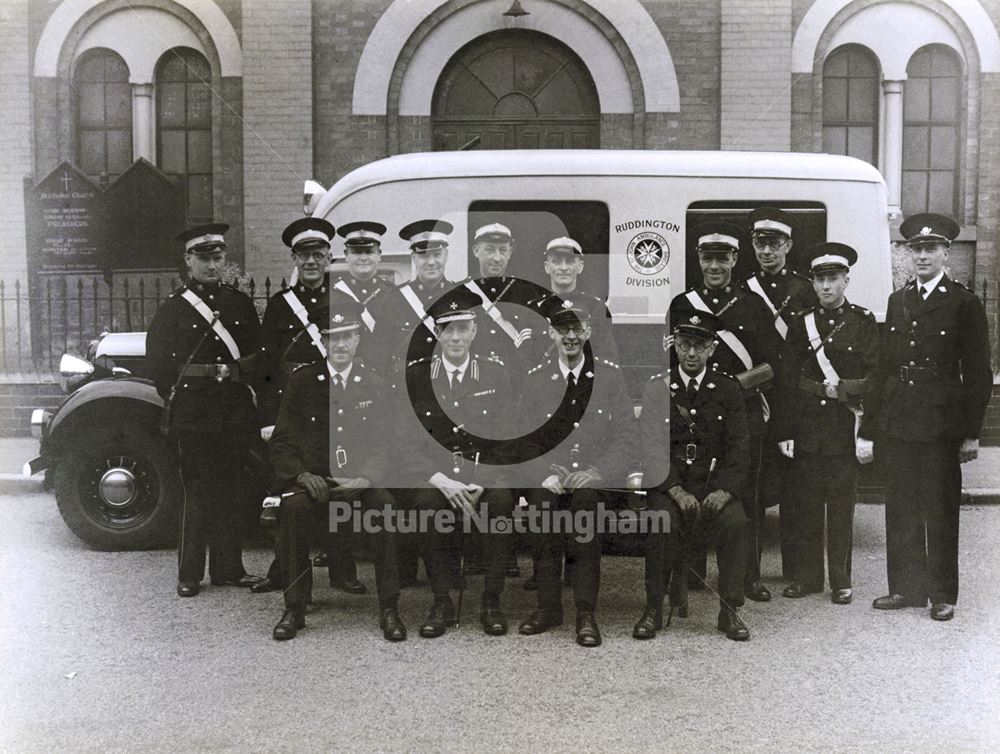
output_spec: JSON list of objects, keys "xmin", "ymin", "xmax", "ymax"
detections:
[
  {"xmin": 404, "ymin": 287, "xmax": 515, "ymax": 638},
  {"xmin": 636, "ymin": 304, "xmax": 751, "ymax": 641},
  {"xmin": 744, "ymin": 208, "xmax": 817, "ymax": 580},
  {"xmin": 269, "ymin": 299, "xmax": 405, "ymax": 641},
  {"xmin": 333, "ymin": 221, "xmax": 402, "ymax": 377},
  {"xmin": 669, "ymin": 222, "xmax": 781, "ymax": 602},
  {"xmin": 254, "ymin": 217, "xmax": 364, "ymax": 596},
  {"xmin": 146, "ymin": 223, "xmax": 262, "ymax": 597},
  {"xmin": 868, "ymin": 214, "xmax": 991, "ymax": 621},
  {"xmin": 518, "ymin": 297, "xmax": 637, "ymax": 647},
  {"xmin": 774, "ymin": 243, "xmax": 879, "ymax": 605}
]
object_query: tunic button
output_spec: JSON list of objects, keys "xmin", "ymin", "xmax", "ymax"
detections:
[
  {"xmin": 909, "ymin": 361, "xmax": 915, "ymax": 366},
  {"xmin": 427, "ymin": 337, "xmax": 433, "ymax": 343},
  {"xmin": 426, "ymin": 411, "xmax": 431, "ymax": 416},
  {"xmin": 911, "ymin": 321, "xmax": 917, "ymax": 328},
  {"xmin": 712, "ymin": 298, "xmax": 719, "ymax": 304},
  {"xmin": 216, "ymin": 356, "xmax": 222, "ymax": 362},
  {"xmin": 571, "ymin": 462, "xmax": 579, "ymax": 469},
  {"xmin": 454, "ymin": 401, "xmax": 460, "ymax": 407},
  {"xmin": 690, "ymin": 409, "xmax": 697, "ymax": 415},
  {"xmin": 453, "ymin": 427, "xmax": 459, "ymax": 433},
  {"xmin": 310, "ymin": 417, "xmax": 315, "ymax": 422},
  {"xmin": 310, "ymin": 298, "xmax": 316, "ymax": 304},
  {"xmin": 337, "ymin": 409, "xmax": 344, "ymax": 415},
  {"xmin": 573, "ymin": 422, "xmax": 580, "ymax": 428},
  {"xmin": 908, "ymin": 380, "xmax": 915, "ymax": 386},
  {"xmin": 819, "ymin": 400, "xmax": 826, "ymax": 406},
  {"xmin": 829, "ymin": 320, "xmax": 835, "ymax": 325},
  {"xmin": 571, "ymin": 400, "xmax": 577, "ymax": 405},
  {"xmin": 337, "ymin": 427, "xmax": 343, "ymax": 432},
  {"xmin": 770, "ymin": 282, "xmax": 777, "ymax": 288},
  {"xmin": 910, "ymin": 341, "xmax": 915, "ymax": 347}
]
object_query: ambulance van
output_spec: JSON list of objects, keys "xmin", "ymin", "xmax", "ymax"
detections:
[{"xmin": 310, "ymin": 149, "xmax": 892, "ymax": 396}]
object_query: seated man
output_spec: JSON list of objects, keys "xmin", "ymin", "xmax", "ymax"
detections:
[
  {"xmin": 518, "ymin": 296, "xmax": 636, "ymax": 647},
  {"xmin": 636, "ymin": 303, "xmax": 752, "ymax": 641},
  {"xmin": 269, "ymin": 299, "xmax": 404, "ymax": 642},
  {"xmin": 404, "ymin": 287, "xmax": 515, "ymax": 638}
]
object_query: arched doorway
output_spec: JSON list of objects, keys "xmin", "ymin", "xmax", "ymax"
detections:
[{"xmin": 431, "ymin": 30, "xmax": 599, "ymax": 150}]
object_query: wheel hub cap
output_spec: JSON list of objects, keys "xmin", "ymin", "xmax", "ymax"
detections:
[{"xmin": 98, "ymin": 467, "xmax": 137, "ymax": 507}]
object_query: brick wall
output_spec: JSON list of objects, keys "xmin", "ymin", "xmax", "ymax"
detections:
[
  {"xmin": 242, "ymin": 0, "xmax": 315, "ymax": 283},
  {"xmin": 0, "ymin": 379, "xmax": 63, "ymax": 438},
  {"xmin": 0, "ymin": 0, "xmax": 32, "ymax": 284},
  {"xmin": 981, "ymin": 384, "xmax": 1000, "ymax": 446},
  {"xmin": 720, "ymin": 0, "xmax": 792, "ymax": 151}
]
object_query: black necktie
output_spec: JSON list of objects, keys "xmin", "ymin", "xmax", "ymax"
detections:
[
  {"xmin": 334, "ymin": 374, "xmax": 345, "ymax": 391},
  {"xmin": 568, "ymin": 372, "xmax": 577, "ymax": 390},
  {"xmin": 686, "ymin": 378, "xmax": 698, "ymax": 404},
  {"xmin": 921, "ymin": 284, "xmax": 931, "ymax": 300}
]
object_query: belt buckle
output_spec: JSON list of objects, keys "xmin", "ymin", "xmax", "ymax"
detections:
[
  {"xmin": 823, "ymin": 382, "xmax": 839, "ymax": 399},
  {"xmin": 685, "ymin": 443, "xmax": 698, "ymax": 465},
  {"xmin": 216, "ymin": 363, "xmax": 231, "ymax": 382},
  {"xmin": 336, "ymin": 446, "xmax": 347, "ymax": 469}
]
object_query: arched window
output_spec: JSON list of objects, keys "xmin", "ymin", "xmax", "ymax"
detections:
[
  {"xmin": 822, "ymin": 45, "xmax": 879, "ymax": 165},
  {"xmin": 156, "ymin": 48, "xmax": 213, "ymax": 223},
  {"xmin": 74, "ymin": 49, "xmax": 132, "ymax": 182},
  {"xmin": 903, "ymin": 45, "xmax": 962, "ymax": 216}
]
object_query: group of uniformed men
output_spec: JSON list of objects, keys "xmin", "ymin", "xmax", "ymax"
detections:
[{"xmin": 146, "ymin": 205, "xmax": 991, "ymax": 646}]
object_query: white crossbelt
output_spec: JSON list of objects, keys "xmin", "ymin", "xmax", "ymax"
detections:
[
  {"xmin": 804, "ymin": 311, "xmax": 862, "ymax": 437},
  {"xmin": 465, "ymin": 280, "xmax": 532, "ymax": 347},
  {"xmin": 180, "ymin": 289, "xmax": 241, "ymax": 360},
  {"xmin": 333, "ymin": 280, "xmax": 376, "ymax": 332},
  {"xmin": 746, "ymin": 276, "xmax": 789, "ymax": 339},
  {"xmin": 684, "ymin": 290, "xmax": 753, "ymax": 371},
  {"xmin": 282, "ymin": 290, "xmax": 330, "ymax": 366},
  {"xmin": 399, "ymin": 284, "xmax": 438, "ymax": 336}
]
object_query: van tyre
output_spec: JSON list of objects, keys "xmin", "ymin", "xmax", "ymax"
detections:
[{"xmin": 54, "ymin": 424, "xmax": 181, "ymax": 550}]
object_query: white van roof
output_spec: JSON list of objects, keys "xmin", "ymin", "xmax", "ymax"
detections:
[{"xmin": 317, "ymin": 150, "xmax": 884, "ymax": 212}]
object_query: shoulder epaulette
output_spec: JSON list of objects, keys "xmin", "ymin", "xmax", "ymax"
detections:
[
  {"xmin": 528, "ymin": 360, "xmax": 551, "ymax": 375},
  {"xmin": 406, "ymin": 356, "xmax": 431, "ymax": 368},
  {"xmin": 648, "ymin": 371, "xmax": 666, "ymax": 382},
  {"xmin": 598, "ymin": 357, "xmax": 620, "ymax": 370},
  {"xmin": 849, "ymin": 302, "xmax": 870, "ymax": 314},
  {"xmin": 486, "ymin": 354, "xmax": 505, "ymax": 366},
  {"xmin": 291, "ymin": 360, "xmax": 321, "ymax": 374}
]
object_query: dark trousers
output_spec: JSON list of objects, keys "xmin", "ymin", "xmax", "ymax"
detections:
[
  {"xmin": 883, "ymin": 439, "xmax": 961, "ymax": 605},
  {"xmin": 278, "ymin": 487, "xmax": 400, "ymax": 610},
  {"xmin": 175, "ymin": 430, "xmax": 251, "ymax": 583},
  {"xmin": 411, "ymin": 488, "xmax": 514, "ymax": 605},
  {"xmin": 760, "ymin": 442, "xmax": 798, "ymax": 579},
  {"xmin": 524, "ymin": 488, "xmax": 604, "ymax": 615},
  {"xmin": 794, "ymin": 453, "xmax": 856, "ymax": 591},
  {"xmin": 742, "ymin": 419, "xmax": 766, "ymax": 584},
  {"xmin": 643, "ymin": 489, "xmax": 748, "ymax": 607}
]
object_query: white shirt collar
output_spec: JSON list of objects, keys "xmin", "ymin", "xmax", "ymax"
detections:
[
  {"xmin": 331, "ymin": 362, "xmax": 353, "ymax": 384},
  {"xmin": 558, "ymin": 358, "xmax": 585, "ymax": 382},
  {"xmin": 917, "ymin": 270, "xmax": 945, "ymax": 295},
  {"xmin": 443, "ymin": 354, "xmax": 470, "ymax": 382},
  {"xmin": 679, "ymin": 367, "xmax": 707, "ymax": 389}
]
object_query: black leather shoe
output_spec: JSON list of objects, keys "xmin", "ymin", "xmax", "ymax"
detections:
[
  {"xmin": 930, "ymin": 603, "xmax": 954, "ymax": 621},
  {"xmin": 523, "ymin": 573, "xmax": 538, "ymax": 591},
  {"xmin": 480, "ymin": 608, "xmax": 509, "ymax": 636},
  {"xmin": 211, "ymin": 574, "xmax": 263, "ymax": 587},
  {"xmin": 518, "ymin": 610, "xmax": 563, "ymax": 635},
  {"xmin": 745, "ymin": 580, "xmax": 772, "ymax": 602},
  {"xmin": 250, "ymin": 577, "xmax": 279, "ymax": 594},
  {"xmin": 575, "ymin": 612, "xmax": 602, "ymax": 647},
  {"xmin": 312, "ymin": 552, "xmax": 329, "ymax": 567},
  {"xmin": 632, "ymin": 605, "xmax": 663, "ymax": 640},
  {"xmin": 380, "ymin": 607, "xmax": 407, "ymax": 641},
  {"xmin": 332, "ymin": 578, "xmax": 367, "ymax": 595},
  {"xmin": 273, "ymin": 608, "xmax": 305, "ymax": 640},
  {"xmin": 782, "ymin": 582, "xmax": 818, "ymax": 598},
  {"xmin": 872, "ymin": 593, "xmax": 925, "ymax": 610},
  {"xmin": 717, "ymin": 607, "xmax": 750, "ymax": 641},
  {"xmin": 419, "ymin": 598, "xmax": 456, "ymax": 638},
  {"xmin": 177, "ymin": 581, "xmax": 200, "ymax": 597},
  {"xmin": 831, "ymin": 588, "xmax": 853, "ymax": 605}
]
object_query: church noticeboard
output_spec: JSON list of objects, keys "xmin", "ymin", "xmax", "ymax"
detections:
[{"xmin": 25, "ymin": 162, "xmax": 104, "ymax": 272}]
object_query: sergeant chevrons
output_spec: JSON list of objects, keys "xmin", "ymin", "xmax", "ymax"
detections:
[
  {"xmin": 745, "ymin": 268, "xmax": 817, "ymax": 340},
  {"xmin": 146, "ymin": 280, "xmax": 260, "ymax": 432},
  {"xmin": 256, "ymin": 276, "xmax": 333, "ymax": 428},
  {"xmin": 459, "ymin": 276, "xmax": 543, "ymax": 373},
  {"xmin": 774, "ymin": 301, "xmax": 879, "ymax": 455}
]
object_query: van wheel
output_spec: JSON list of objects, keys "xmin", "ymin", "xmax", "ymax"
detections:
[{"xmin": 54, "ymin": 424, "xmax": 181, "ymax": 550}]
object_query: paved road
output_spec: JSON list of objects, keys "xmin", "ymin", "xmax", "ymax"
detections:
[{"xmin": 2, "ymin": 489, "xmax": 999, "ymax": 752}]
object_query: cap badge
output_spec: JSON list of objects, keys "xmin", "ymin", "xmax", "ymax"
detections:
[
  {"xmin": 690, "ymin": 315, "xmax": 701, "ymax": 325},
  {"xmin": 562, "ymin": 300, "xmax": 573, "ymax": 309},
  {"xmin": 920, "ymin": 226, "xmax": 932, "ymax": 236},
  {"xmin": 449, "ymin": 302, "xmax": 458, "ymax": 310},
  {"xmin": 332, "ymin": 314, "xmax": 344, "ymax": 323}
]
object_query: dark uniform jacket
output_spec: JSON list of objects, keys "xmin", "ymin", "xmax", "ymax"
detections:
[
  {"xmin": 256, "ymin": 276, "xmax": 334, "ymax": 428},
  {"xmin": 460, "ymin": 276, "xmax": 548, "ymax": 375},
  {"xmin": 379, "ymin": 278, "xmax": 456, "ymax": 377},
  {"xmin": 640, "ymin": 368, "xmax": 749, "ymax": 499},
  {"xmin": 402, "ymin": 352, "xmax": 511, "ymax": 486},
  {"xmin": 331, "ymin": 273, "xmax": 405, "ymax": 377},
  {"xmin": 146, "ymin": 281, "xmax": 260, "ymax": 432},
  {"xmin": 862, "ymin": 275, "xmax": 992, "ymax": 442},
  {"xmin": 526, "ymin": 288, "xmax": 619, "ymax": 366},
  {"xmin": 522, "ymin": 354, "xmax": 637, "ymax": 486},
  {"xmin": 745, "ymin": 268, "xmax": 817, "ymax": 329},
  {"xmin": 269, "ymin": 360, "xmax": 389, "ymax": 488},
  {"xmin": 774, "ymin": 300, "xmax": 879, "ymax": 455}
]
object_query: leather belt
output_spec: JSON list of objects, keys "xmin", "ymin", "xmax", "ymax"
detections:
[
  {"xmin": 180, "ymin": 361, "xmax": 246, "ymax": 382},
  {"xmin": 898, "ymin": 365, "xmax": 938, "ymax": 383},
  {"xmin": 798, "ymin": 376, "xmax": 869, "ymax": 401}
]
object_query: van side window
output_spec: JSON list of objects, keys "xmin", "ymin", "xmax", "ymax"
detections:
[
  {"xmin": 685, "ymin": 201, "xmax": 827, "ymax": 290},
  {"xmin": 468, "ymin": 200, "xmax": 610, "ymax": 298}
]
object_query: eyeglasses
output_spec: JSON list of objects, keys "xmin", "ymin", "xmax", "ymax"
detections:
[
  {"xmin": 674, "ymin": 340, "xmax": 713, "ymax": 354},
  {"xmin": 751, "ymin": 235, "xmax": 790, "ymax": 252},
  {"xmin": 554, "ymin": 325, "xmax": 587, "ymax": 336},
  {"xmin": 294, "ymin": 250, "xmax": 329, "ymax": 262}
]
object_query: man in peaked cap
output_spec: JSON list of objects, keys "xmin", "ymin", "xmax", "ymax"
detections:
[
  {"xmin": 517, "ymin": 295, "xmax": 637, "ymax": 647},
  {"xmin": 333, "ymin": 221, "xmax": 403, "ymax": 378},
  {"xmin": 401, "ymin": 285, "xmax": 516, "ymax": 637},
  {"xmin": 636, "ymin": 302, "xmax": 752, "ymax": 641},
  {"xmin": 773, "ymin": 243, "xmax": 879, "ymax": 605},
  {"xmin": 866, "ymin": 213, "xmax": 991, "ymax": 621},
  {"xmin": 146, "ymin": 222, "xmax": 262, "ymax": 597},
  {"xmin": 743, "ymin": 208, "xmax": 818, "ymax": 581},
  {"xmin": 269, "ymin": 297, "xmax": 405, "ymax": 641},
  {"xmin": 669, "ymin": 222, "xmax": 782, "ymax": 603}
]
